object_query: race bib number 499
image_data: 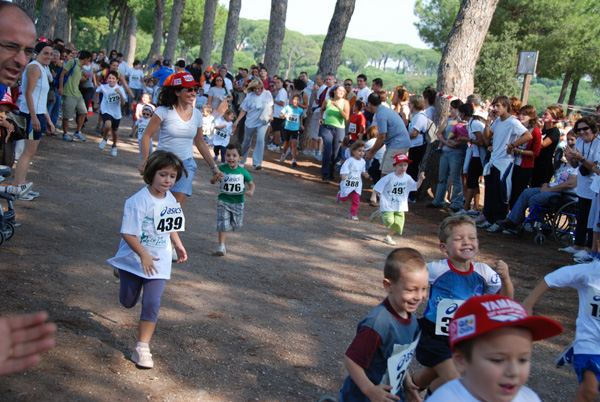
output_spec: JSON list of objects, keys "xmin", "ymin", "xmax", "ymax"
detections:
[{"xmin": 154, "ymin": 203, "xmax": 185, "ymax": 234}]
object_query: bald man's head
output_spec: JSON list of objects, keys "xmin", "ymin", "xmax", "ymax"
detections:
[{"xmin": 0, "ymin": 3, "xmax": 36, "ymax": 86}]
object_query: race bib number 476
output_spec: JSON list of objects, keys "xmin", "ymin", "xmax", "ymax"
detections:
[{"xmin": 154, "ymin": 203, "xmax": 185, "ymax": 234}]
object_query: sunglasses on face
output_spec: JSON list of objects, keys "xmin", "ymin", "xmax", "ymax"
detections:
[
  {"xmin": 575, "ymin": 126, "xmax": 590, "ymax": 133},
  {"xmin": 185, "ymin": 87, "xmax": 200, "ymax": 93},
  {"xmin": 142, "ymin": 113, "xmax": 151, "ymax": 117}
]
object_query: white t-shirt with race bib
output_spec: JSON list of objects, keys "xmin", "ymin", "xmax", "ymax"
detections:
[
  {"xmin": 373, "ymin": 172, "xmax": 417, "ymax": 212},
  {"xmin": 128, "ymin": 68, "xmax": 145, "ymax": 90},
  {"xmin": 339, "ymin": 157, "xmax": 366, "ymax": 197},
  {"xmin": 212, "ymin": 117, "xmax": 233, "ymax": 147},
  {"xmin": 136, "ymin": 116, "xmax": 151, "ymax": 139},
  {"xmin": 96, "ymin": 84, "xmax": 125, "ymax": 119}
]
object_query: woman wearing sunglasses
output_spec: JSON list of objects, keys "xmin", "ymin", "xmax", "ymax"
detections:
[
  {"xmin": 139, "ymin": 72, "xmax": 223, "ymax": 209},
  {"xmin": 563, "ymin": 116, "xmax": 600, "ymax": 260}
]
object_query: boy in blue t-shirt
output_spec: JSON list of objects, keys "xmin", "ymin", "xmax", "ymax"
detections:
[
  {"xmin": 279, "ymin": 94, "xmax": 304, "ymax": 167},
  {"xmin": 339, "ymin": 248, "xmax": 429, "ymax": 402},
  {"xmin": 210, "ymin": 143, "xmax": 255, "ymax": 257},
  {"xmin": 412, "ymin": 215, "xmax": 514, "ymax": 395}
]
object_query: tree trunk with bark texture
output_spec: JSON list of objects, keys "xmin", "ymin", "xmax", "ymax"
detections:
[
  {"xmin": 163, "ymin": 0, "xmax": 186, "ymax": 61},
  {"xmin": 124, "ymin": 13, "xmax": 138, "ymax": 65},
  {"xmin": 221, "ymin": 0, "xmax": 241, "ymax": 69},
  {"xmin": 557, "ymin": 69, "xmax": 572, "ymax": 106},
  {"xmin": 419, "ymin": 0, "xmax": 499, "ymax": 200},
  {"xmin": 147, "ymin": 0, "xmax": 166, "ymax": 64},
  {"xmin": 113, "ymin": 4, "xmax": 128, "ymax": 52},
  {"xmin": 36, "ymin": 0, "xmax": 60, "ymax": 39},
  {"xmin": 55, "ymin": 0, "xmax": 71, "ymax": 43},
  {"xmin": 566, "ymin": 75, "xmax": 580, "ymax": 117},
  {"xmin": 264, "ymin": 0, "xmax": 288, "ymax": 76},
  {"xmin": 14, "ymin": 0, "xmax": 36, "ymax": 22},
  {"xmin": 200, "ymin": 0, "xmax": 218, "ymax": 68},
  {"xmin": 302, "ymin": 0, "xmax": 355, "ymax": 150}
]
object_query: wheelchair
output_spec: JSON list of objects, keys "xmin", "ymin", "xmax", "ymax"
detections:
[
  {"xmin": 522, "ymin": 192, "xmax": 577, "ymax": 247},
  {"xmin": 0, "ymin": 164, "xmax": 17, "ymax": 247}
]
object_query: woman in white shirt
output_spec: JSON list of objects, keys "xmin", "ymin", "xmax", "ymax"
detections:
[
  {"xmin": 13, "ymin": 42, "xmax": 55, "ymax": 199},
  {"xmin": 139, "ymin": 72, "xmax": 223, "ymax": 208},
  {"xmin": 207, "ymin": 75, "xmax": 232, "ymax": 119},
  {"xmin": 233, "ymin": 78, "xmax": 274, "ymax": 170}
]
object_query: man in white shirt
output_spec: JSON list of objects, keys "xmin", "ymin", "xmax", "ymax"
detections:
[
  {"xmin": 355, "ymin": 74, "xmax": 371, "ymax": 104},
  {"xmin": 117, "ymin": 53, "xmax": 129, "ymax": 77},
  {"xmin": 304, "ymin": 74, "xmax": 325, "ymax": 156},
  {"xmin": 219, "ymin": 65, "xmax": 233, "ymax": 93},
  {"xmin": 299, "ymin": 71, "xmax": 314, "ymax": 100},
  {"xmin": 269, "ymin": 77, "xmax": 288, "ymax": 151}
]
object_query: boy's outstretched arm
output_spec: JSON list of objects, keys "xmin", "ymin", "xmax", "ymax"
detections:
[
  {"xmin": 246, "ymin": 181, "xmax": 255, "ymax": 197},
  {"xmin": 493, "ymin": 260, "xmax": 514, "ymax": 299},
  {"xmin": 522, "ymin": 279, "xmax": 550, "ymax": 315},
  {"xmin": 344, "ymin": 355, "xmax": 400, "ymax": 402},
  {"xmin": 370, "ymin": 189, "xmax": 380, "ymax": 204},
  {"xmin": 416, "ymin": 172, "xmax": 426, "ymax": 189}
]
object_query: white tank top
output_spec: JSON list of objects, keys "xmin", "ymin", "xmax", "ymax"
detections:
[{"xmin": 19, "ymin": 60, "xmax": 50, "ymax": 115}]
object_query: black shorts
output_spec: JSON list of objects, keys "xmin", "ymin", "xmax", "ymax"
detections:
[
  {"xmin": 272, "ymin": 117, "xmax": 285, "ymax": 132},
  {"xmin": 415, "ymin": 318, "xmax": 452, "ymax": 368},
  {"xmin": 282, "ymin": 128, "xmax": 298, "ymax": 141},
  {"xmin": 102, "ymin": 113, "xmax": 121, "ymax": 131},
  {"xmin": 466, "ymin": 156, "xmax": 483, "ymax": 189}
]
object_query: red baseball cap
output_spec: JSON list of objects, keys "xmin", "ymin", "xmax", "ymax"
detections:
[
  {"xmin": 449, "ymin": 294, "xmax": 563, "ymax": 351},
  {"xmin": 392, "ymin": 153, "xmax": 412, "ymax": 165},
  {"xmin": 0, "ymin": 92, "xmax": 19, "ymax": 111},
  {"xmin": 163, "ymin": 72, "xmax": 199, "ymax": 88}
]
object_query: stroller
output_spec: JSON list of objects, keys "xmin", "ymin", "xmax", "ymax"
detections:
[{"xmin": 0, "ymin": 164, "xmax": 16, "ymax": 246}]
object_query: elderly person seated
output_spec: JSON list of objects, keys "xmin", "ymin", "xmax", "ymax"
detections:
[{"xmin": 496, "ymin": 130, "xmax": 577, "ymax": 233}]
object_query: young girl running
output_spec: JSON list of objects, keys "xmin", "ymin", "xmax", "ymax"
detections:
[
  {"xmin": 108, "ymin": 150, "xmax": 188, "ymax": 369},
  {"xmin": 279, "ymin": 94, "xmax": 304, "ymax": 167},
  {"xmin": 337, "ymin": 140, "xmax": 370, "ymax": 221},
  {"xmin": 132, "ymin": 105, "xmax": 154, "ymax": 163},
  {"xmin": 95, "ymin": 71, "xmax": 126, "ymax": 157},
  {"xmin": 211, "ymin": 108, "xmax": 235, "ymax": 163}
]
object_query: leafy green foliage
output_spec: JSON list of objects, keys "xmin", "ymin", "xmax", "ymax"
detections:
[
  {"xmin": 413, "ymin": 0, "xmax": 461, "ymax": 51},
  {"xmin": 474, "ymin": 28, "xmax": 520, "ymax": 99}
]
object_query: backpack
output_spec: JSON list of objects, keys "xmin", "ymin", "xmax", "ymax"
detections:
[
  {"xmin": 51, "ymin": 61, "xmax": 77, "ymax": 88},
  {"xmin": 421, "ymin": 113, "xmax": 437, "ymax": 144}
]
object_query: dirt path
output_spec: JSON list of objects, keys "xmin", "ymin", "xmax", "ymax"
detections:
[{"xmin": 0, "ymin": 116, "xmax": 582, "ymax": 401}]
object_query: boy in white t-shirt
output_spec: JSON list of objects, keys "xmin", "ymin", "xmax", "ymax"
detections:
[
  {"xmin": 211, "ymin": 109, "xmax": 235, "ymax": 163},
  {"xmin": 523, "ymin": 257, "xmax": 600, "ymax": 402},
  {"xmin": 427, "ymin": 294, "xmax": 563, "ymax": 402},
  {"xmin": 132, "ymin": 105, "xmax": 154, "ymax": 163},
  {"xmin": 369, "ymin": 153, "xmax": 425, "ymax": 245},
  {"xmin": 201, "ymin": 105, "xmax": 215, "ymax": 145}
]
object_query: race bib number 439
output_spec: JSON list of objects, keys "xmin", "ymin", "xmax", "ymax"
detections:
[
  {"xmin": 435, "ymin": 299, "xmax": 465, "ymax": 336},
  {"xmin": 154, "ymin": 203, "xmax": 185, "ymax": 234}
]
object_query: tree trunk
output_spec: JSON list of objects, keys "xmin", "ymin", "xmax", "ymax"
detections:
[
  {"xmin": 55, "ymin": 0, "xmax": 71, "ymax": 43},
  {"xmin": 200, "ymin": 0, "xmax": 218, "ymax": 68},
  {"xmin": 163, "ymin": 0, "xmax": 186, "ymax": 61},
  {"xmin": 557, "ymin": 69, "xmax": 572, "ymax": 106},
  {"xmin": 316, "ymin": 0, "xmax": 355, "ymax": 77},
  {"xmin": 147, "ymin": 0, "xmax": 166, "ymax": 64},
  {"xmin": 284, "ymin": 48, "xmax": 294, "ymax": 80},
  {"xmin": 221, "ymin": 0, "xmax": 241, "ymax": 69},
  {"xmin": 124, "ymin": 13, "xmax": 138, "ymax": 65},
  {"xmin": 264, "ymin": 0, "xmax": 288, "ymax": 76},
  {"xmin": 113, "ymin": 4, "xmax": 128, "ymax": 51},
  {"xmin": 36, "ymin": 0, "xmax": 60, "ymax": 39},
  {"xmin": 14, "ymin": 0, "xmax": 36, "ymax": 22},
  {"xmin": 419, "ymin": 0, "xmax": 499, "ymax": 200},
  {"xmin": 107, "ymin": 5, "xmax": 121, "ymax": 52},
  {"xmin": 566, "ymin": 75, "xmax": 581, "ymax": 117}
]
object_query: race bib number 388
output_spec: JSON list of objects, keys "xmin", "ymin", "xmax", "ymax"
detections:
[{"xmin": 154, "ymin": 203, "xmax": 185, "ymax": 234}]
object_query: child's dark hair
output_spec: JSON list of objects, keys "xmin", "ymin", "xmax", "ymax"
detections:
[
  {"xmin": 225, "ymin": 142, "xmax": 242, "ymax": 156},
  {"xmin": 439, "ymin": 215, "xmax": 477, "ymax": 243},
  {"xmin": 223, "ymin": 108, "xmax": 236, "ymax": 119},
  {"xmin": 143, "ymin": 150, "xmax": 187, "ymax": 184},
  {"xmin": 354, "ymin": 99, "xmax": 364, "ymax": 110},
  {"xmin": 350, "ymin": 140, "xmax": 365, "ymax": 154},
  {"xmin": 106, "ymin": 70, "xmax": 119, "ymax": 81},
  {"xmin": 384, "ymin": 248, "xmax": 427, "ymax": 283}
]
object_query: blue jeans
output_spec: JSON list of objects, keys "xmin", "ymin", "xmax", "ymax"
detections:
[
  {"xmin": 241, "ymin": 124, "xmax": 268, "ymax": 167},
  {"xmin": 49, "ymin": 89, "xmax": 61, "ymax": 127},
  {"xmin": 433, "ymin": 149, "xmax": 465, "ymax": 209},
  {"xmin": 320, "ymin": 124, "xmax": 345, "ymax": 178},
  {"xmin": 507, "ymin": 187, "xmax": 562, "ymax": 224}
]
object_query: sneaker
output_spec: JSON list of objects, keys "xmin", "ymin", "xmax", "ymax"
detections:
[
  {"xmin": 573, "ymin": 249, "xmax": 589, "ymax": 259},
  {"xmin": 62, "ymin": 133, "xmax": 73, "ymax": 142},
  {"xmin": 496, "ymin": 218, "xmax": 517, "ymax": 231},
  {"xmin": 291, "ymin": 159, "xmax": 297, "ymax": 167},
  {"xmin": 254, "ymin": 165, "xmax": 262, "ymax": 170},
  {"xmin": 302, "ymin": 149, "xmax": 314, "ymax": 155},
  {"xmin": 110, "ymin": 147, "xmax": 117, "ymax": 157},
  {"xmin": 475, "ymin": 214, "xmax": 487, "ymax": 224},
  {"xmin": 19, "ymin": 193, "xmax": 35, "ymax": 201},
  {"xmin": 559, "ymin": 246, "xmax": 579, "ymax": 254},
  {"xmin": 348, "ymin": 214, "xmax": 358, "ymax": 221},
  {"xmin": 477, "ymin": 220, "xmax": 492, "ymax": 229},
  {"xmin": 486, "ymin": 223, "xmax": 502, "ymax": 233},
  {"xmin": 216, "ymin": 244, "xmax": 226, "ymax": 256},
  {"xmin": 131, "ymin": 343, "xmax": 154, "ymax": 369},
  {"xmin": 27, "ymin": 190, "xmax": 40, "ymax": 198},
  {"xmin": 73, "ymin": 132, "xmax": 86, "ymax": 141},
  {"xmin": 554, "ymin": 341, "xmax": 574, "ymax": 368},
  {"xmin": 574, "ymin": 253, "xmax": 594, "ymax": 263},
  {"xmin": 452, "ymin": 209, "xmax": 469, "ymax": 216},
  {"xmin": 16, "ymin": 182, "xmax": 33, "ymax": 197},
  {"xmin": 98, "ymin": 139, "xmax": 107, "ymax": 149},
  {"xmin": 523, "ymin": 222, "xmax": 534, "ymax": 233},
  {"xmin": 213, "ymin": 155, "xmax": 218, "ymax": 162},
  {"xmin": 502, "ymin": 228, "xmax": 520, "ymax": 235},
  {"xmin": 286, "ymin": 148, "xmax": 292, "ymax": 155},
  {"xmin": 383, "ymin": 235, "xmax": 396, "ymax": 245},
  {"xmin": 280, "ymin": 153, "xmax": 286, "ymax": 163},
  {"xmin": 314, "ymin": 153, "xmax": 323, "ymax": 161},
  {"xmin": 336, "ymin": 191, "xmax": 342, "ymax": 203},
  {"xmin": 467, "ymin": 210, "xmax": 481, "ymax": 217},
  {"xmin": 369, "ymin": 210, "xmax": 382, "ymax": 222}
]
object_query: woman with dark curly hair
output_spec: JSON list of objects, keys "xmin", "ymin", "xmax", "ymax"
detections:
[{"xmin": 139, "ymin": 72, "xmax": 223, "ymax": 209}]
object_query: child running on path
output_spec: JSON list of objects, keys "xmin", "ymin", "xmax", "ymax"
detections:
[
  {"xmin": 337, "ymin": 140, "xmax": 370, "ymax": 221},
  {"xmin": 523, "ymin": 255, "xmax": 600, "ymax": 402},
  {"xmin": 369, "ymin": 153, "xmax": 425, "ymax": 245},
  {"xmin": 210, "ymin": 143, "xmax": 255, "ymax": 256},
  {"xmin": 212, "ymin": 108, "xmax": 235, "ymax": 163},
  {"xmin": 338, "ymin": 248, "xmax": 428, "ymax": 402},
  {"xmin": 95, "ymin": 71, "xmax": 126, "ymax": 157},
  {"xmin": 108, "ymin": 150, "xmax": 188, "ymax": 369},
  {"xmin": 279, "ymin": 93, "xmax": 304, "ymax": 167},
  {"xmin": 132, "ymin": 105, "xmax": 154, "ymax": 163},
  {"xmin": 412, "ymin": 215, "xmax": 514, "ymax": 395}
]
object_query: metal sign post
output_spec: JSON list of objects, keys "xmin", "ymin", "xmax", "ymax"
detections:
[{"xmin": 517, "ymin": 51, "xmax": 539, "ymax": 105}]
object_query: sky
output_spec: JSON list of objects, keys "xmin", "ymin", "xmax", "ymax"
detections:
[{"xmin": 217, "ymin": 0, "xmax": 430, "ymax": 49}]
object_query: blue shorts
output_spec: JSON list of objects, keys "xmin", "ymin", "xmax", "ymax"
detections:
[
  {"xmin": 170, "ymin": 157, "xmax": 196, "ymax": 196},
  {"xmin": 415, "ymin": 317, "xmax": 452, "ymax": 367},
  {"xmin": 20, "ymin": 112, "xmax": 46, "ymax": 140},
  {"xmin": 574, "ymin": 354, "xmax": 600, "ymax": 390}
]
